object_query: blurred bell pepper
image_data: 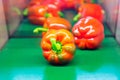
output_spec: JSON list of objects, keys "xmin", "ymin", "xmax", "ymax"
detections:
[
  {"xmin": 61, "ymin": 0, "xmax": 76, "ymax": 9},
  {"xmin": 49, "ymin": 0, "xmax": 83, "ymax": 10},
  {"xmin": 28, "ymin": 5, "xmax": 48, "ymax": 25},
  {"xmin": 42, "ymin": 0, "xmax": 77, "ymax": 10},
  {"xmin": 42, "ymin": 0, "xmax": 65, "ymax": 10},
  {"xmin": 72, "ymin": 17, "xmax": 104, "ymax": 49},
  {"xmin": 28, "ymin": 4, "xmax": 63, "ymax": 25},
  {"xmin": 41, "ymin": 29, "xmax": 76, "ymax": 64},
  {"xmin": 73, "ymin": 3, "xmax": 104, "ymax": 22},
  {"xmin": 63, "ymin": 0, "xmax": 85, "ymax": 9}
]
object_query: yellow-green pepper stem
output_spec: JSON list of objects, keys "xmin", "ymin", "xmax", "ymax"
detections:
[
  {"xmin": 73, "ymin": 14, "xmax": 81, "ymax": 22},
  {"xmin": 44, "ymin": 13, "xmax": 52, "ymax": 18},
  {"xmin": 33, "ymin": 27, "xmax": 48, "ymax": 34},
  {"xmin": 50, "ymin": 38, "xmax": 62, "ymax": 54},
  {"xmin": 23, "ymin": 8, "xmax": 28, "ymax": 16},
  {"xmin": 58, "ymin": 11, "xmax": 64, "ymax": 17}
]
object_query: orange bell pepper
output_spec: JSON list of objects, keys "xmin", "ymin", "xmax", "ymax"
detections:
[
  {"xmin": 41, "ymin": 29, "xmax": 76, "ymax": 64},
  {"xmin": 72, "ymin": 17, "xmax": 104, "ymax": 49}
]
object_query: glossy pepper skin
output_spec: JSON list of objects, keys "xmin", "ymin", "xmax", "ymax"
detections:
[
  {"xmin": 33, "ymin": 17, "xmax": 71, "ymax": 36},
  {"xmin": 45, "ymin": 4, "xmax": 61, "ymax": 17},
  {"xmin": 41, "ymin": 29, "xmax": 76, "ymax": 64},
  {"xmin": 74, "ymin": 3, "xmax": 104, "ymax": 22},
  {"xmin": 72, "ymin": 17, "xmax": 104, "ymax": 49},
  {"xmin": 43, "ymin": 17, "xmax": 71, "ymax": 30}
]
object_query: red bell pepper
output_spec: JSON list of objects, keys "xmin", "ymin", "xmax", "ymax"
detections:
[
  {"xmin": 43, "ymin": 17, "xmax": 71, "ymax": 30},
  {"xmin": 28, "ymin": 5, "xmax": 48, "ymax": 25},
  {"xmin": 72, "ymin": 17, "xmax": 104, "ymax": 49},
  {"xmin": 41, "ymin": 29, "xmax": 76, "ymax": 64},
  {"xmin": 73, "ymin": 3, "xmax": 104, "ymax": 22},
  {"xmin": 33, "ymin": 17, "xmax": 71, "ymax": 36},
  {"xmin": 28, "ymin": 3, "xmax": 63, "ymax": 25},
  {"xmin": 63, "ymin": 0, "xmax": 86, "ymax": 9},
  {"xmin": 41, "ymin": 0, "xmax": 65, "ymax": 10},
  {"xmin": 46, "ymin": 4, "xmax": 62, "ymax": 17},
  {"xmin": 61, "ymin": 0, "xmax": 76, "ymax": 9}
]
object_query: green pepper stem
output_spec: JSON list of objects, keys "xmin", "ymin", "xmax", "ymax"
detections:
[
  {"xmin": 44, "ymin": 13, "xmax": 52, "ymax": 18},
  {"xmin": 23, "ymin": 8, "xmax": 28, "ymax": 16},
  {"xmin": 50, "ymin": 38, "xmax": 62, "ymax": 53},
  {"xmin": 58, "ymin": 11, "xmax": 64, "ymax": 17},
  {"xmin": 73, "ymin": 14, "xmax": 81, "ymax": 22},
  {"xmin": 33, "ymin": 27, "xmax": 48, "ymax": 34}
]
